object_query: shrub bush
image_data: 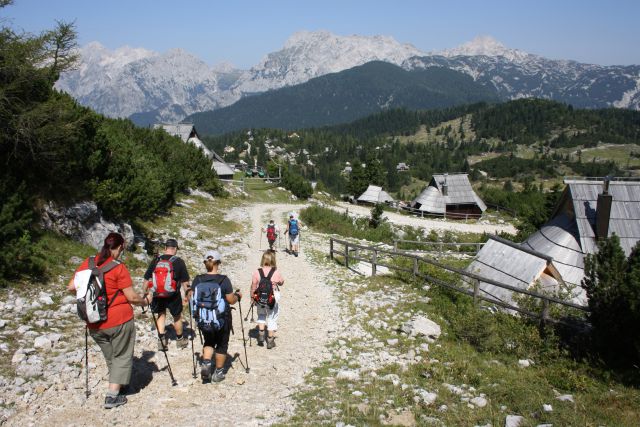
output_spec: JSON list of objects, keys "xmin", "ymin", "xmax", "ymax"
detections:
[{"xmin": 300, "ymin": 205, "xmax": 394, "ymax": 242}]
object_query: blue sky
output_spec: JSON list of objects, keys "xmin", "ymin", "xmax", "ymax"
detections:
[{"xmin": 2, "ymin": 0, "xmax": 639, "ymax": 68}]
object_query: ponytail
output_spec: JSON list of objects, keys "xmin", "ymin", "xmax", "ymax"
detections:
[{"xmin": 96, "ymin": 232, "xmax": 125, "ymax": 266}]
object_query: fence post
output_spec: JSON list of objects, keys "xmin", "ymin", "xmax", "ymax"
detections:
[
  {"xmin": 394, "ymin": 240, "xmax": 398, "ymax": 252},
  {"xmin": 413, "ymin": 257, "xmax": 418, "ymax": 277},
  {"xmin": 372, "ymin": 250, "xmax": 377, "ymax": 276},
  {"xmin": 540, "ymin": 299, "xmax": 550, "ymax": 327},
  {"xmin": 345, "ymin": 242, "xmax": 349, "ymax": 269},
  {"xmin": 473, "ymin": 280, "xmax": 480, "ymax": 305},
  {"xmin": 330, "ymin": 238, "xmax": 334, "ymax": 260}
]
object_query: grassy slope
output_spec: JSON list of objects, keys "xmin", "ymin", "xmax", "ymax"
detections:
[{"xmin": 282, "ymin": 213, "xmax": 640, "ymax": 426}]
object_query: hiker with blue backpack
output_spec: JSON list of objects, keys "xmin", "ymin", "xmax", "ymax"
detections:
[
  {"xmin": 251, "ymin": 250, "xmax": 284, "ymax": 349},
  {"xmin": 144, "ymin": 238, "xmax": 190, "ymax": 351},
  {"xmin": 285, "ymin": 213, "xmax": 302, "ymax": 256},
  {"xmin": 190, "ymin": 250, "xmax": 242, "ymax": 382},
  {"xmin": 68, "ymin": 232, "xmax": 150, "ymax": 409}
]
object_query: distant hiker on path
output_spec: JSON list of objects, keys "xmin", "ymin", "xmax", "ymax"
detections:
[
  {"xmin": 190, "ymin": 250, "xmax": 241, "ymax": 382},
  {"xmin": 68, "ymin": 232, "xmax": 149, "ymax": 409},
  {"xmin": 144, "ymin": 238, "xmax": 190, "ymax": 351},
  {"xmin": 251, "ymin": 250, "xmax": 284, "ymax": 349},
  {"xmin": 285, "ymin": 213, "xmax": 302, "ymax": 256},
  {"xmin": 262, "ymin": 219, "xmax": 279, "ymax": 251}
]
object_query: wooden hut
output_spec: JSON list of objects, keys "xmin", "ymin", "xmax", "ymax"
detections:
[
  {"xmin": 411, "ymin": 173, "xmax": 486, "ymax": 219},
  {"xmin": 467, "ymin": 177, "xmax": 640, "ymax": 305},
  {"xmin": 154, "ymin": 123, "xmax": 234, "ymax": 179}
]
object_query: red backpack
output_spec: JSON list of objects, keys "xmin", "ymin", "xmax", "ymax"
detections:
[
  {"xmin": 266, "ymin": 224, "xmax": 277, "ymax": 241},
  {"xmin": 148, "ymin": 256, "xmax": 178, "ymax": 298},
  {"xmin": 253, "ymin": 268, "xmax": 276, "ymax": 308}
]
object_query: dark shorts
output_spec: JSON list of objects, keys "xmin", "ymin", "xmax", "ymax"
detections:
[
  {"xmin": 202, "ymin": 328, "xmax": 230, "ymax": 355},
  {"xmin": 151, "ymin": 292, "xmax": 183, "ymax": 317}
]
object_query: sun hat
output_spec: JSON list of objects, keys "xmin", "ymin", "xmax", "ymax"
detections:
[{"xmin": 203, "ymin": 250, "xmax": 221, "ymax": 262}]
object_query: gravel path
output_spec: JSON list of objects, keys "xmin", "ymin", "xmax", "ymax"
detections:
[
  {"xmin": 330, "ymin": 202, "xmax": 518, "ymax": 235},
  {"xmin": 5, "ymin": 201, "xmax": 339, "ymax": 426}
]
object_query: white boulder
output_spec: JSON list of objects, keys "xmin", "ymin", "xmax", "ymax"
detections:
[
  {"xmin": 505, "ymin": 415, "xmax": 525, "ymax": 427},
  {"xmin": 401, "ymin": 315, "xmax": 441, "ymax": 340}
]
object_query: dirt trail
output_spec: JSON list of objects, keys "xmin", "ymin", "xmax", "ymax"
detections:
[
  {"xmin": 331, "ymin": 201, "xmax": 518, "ymax": 235},
  {"xmin": 10, "ymin": 202, "xmax": 338, "ymax": 426}
]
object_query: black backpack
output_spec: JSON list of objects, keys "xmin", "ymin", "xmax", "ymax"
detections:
[{"xmin": 253, "ymin": 268, "xmax": 276, "ymax": 308}]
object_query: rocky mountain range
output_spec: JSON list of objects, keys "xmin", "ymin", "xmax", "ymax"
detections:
[{"xmin": 55, "ymin": 32, "xmax": 640, "ymax": 126}]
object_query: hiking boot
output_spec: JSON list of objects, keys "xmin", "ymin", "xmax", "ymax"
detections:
[
  {"xmin": 176, "ymin": 336, "xmax": 188, "ymax": 349},
  {"xmin": 257, "ymin": 329, "xmax": 265, "ymax": 346},
  {"xmin": 157, "ymin": 335, "xmax": 168, "ymax": 351},
  {"xmin": 211, "ymin": 368, "xmax": 225, "ymax": 383},
  {"xmin": 266, "ymin": 336, "xmax": 276, "ymax": 349},
  {"xmin": 294, "ymin": 251, "xmax": 298, "ymax": 257},
  {"xmin": 200, "ymin": 361, "xmax": 212, "ymax": 382},
  {"xmin": 104, "ymin": 394, "xmax": 127, "ymax": 409}
]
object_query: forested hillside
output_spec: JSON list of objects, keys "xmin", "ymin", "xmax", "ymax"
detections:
[
  {"xmin": 205, "ymin": 99, "xmax": 640, "ymax": 236},
  {"xmin": 207, "ymin": 99, "xmax": 640, "ymax": 191},
  {"xmin": 0, "ymin": 16, "xmax": 223, "ymax": 286},
  {"xmin": 187, "ymin": 61, "xmax": 498, "ymax": 135}
]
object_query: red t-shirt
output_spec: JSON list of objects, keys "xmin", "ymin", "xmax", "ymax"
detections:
[{"xmin": 74, "ymin": 255, "xmax": 134, "ymax": 330}]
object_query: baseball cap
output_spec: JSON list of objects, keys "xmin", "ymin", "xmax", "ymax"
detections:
[
  {"xmin": 203, "ymin": 250, "xmax": 221, "ymax": 262},
  {"xmin": 165, "ymin": 238, "xmax": 179, "ymax": 248}
]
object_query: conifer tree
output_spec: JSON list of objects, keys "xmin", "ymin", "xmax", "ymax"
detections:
[{"xmin": 582, "ymin": 235, "xmax": 640, "ymax": 366}]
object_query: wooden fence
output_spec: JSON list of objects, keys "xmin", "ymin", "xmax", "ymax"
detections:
[
  {"xmin": 329, "ymin": 237, "xmax": 589, "ymax": 327},
  {"xmin": 393, "ymin": 239, "xmax": 485, "ymax": 255}
]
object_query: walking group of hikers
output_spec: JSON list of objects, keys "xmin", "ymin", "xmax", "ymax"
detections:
[
  {"xmin": 262, "ymin": 213, "xmax": 302, "ymax": 256},
  {"xmin": 68, "ymin": 229, "xmax": 286, "ymax": 409}
]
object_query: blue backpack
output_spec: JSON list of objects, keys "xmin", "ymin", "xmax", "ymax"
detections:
[
  {"xmin": 192, "ymin": 276, "xmax": 227, "ymax": 332},
  {"xmin": 288, "ymin": 219, "xmax": 299, "ymax": 236}
]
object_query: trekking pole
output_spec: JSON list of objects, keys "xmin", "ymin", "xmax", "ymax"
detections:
[
  {"xmin": 188, "ymin": 299, "xmax": 197, "ymax": 379},
  {"xmin": 235, "ymin": 291, "xmax": 250, "ymax": 373},
  {"xmin": 243, "ymin": 301, "xmax": 254, "ymax": 321},
  {"xmin": 149, "ymin": 310, "xmax": 178, "ymax": 386},
  {"xmin": 85, "ymin": 326, "xmax": 90, "ymax": 398}
]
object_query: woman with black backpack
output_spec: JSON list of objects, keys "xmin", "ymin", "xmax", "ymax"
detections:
[
  {"xmin": 190, "ymin": 250, "xmax": 241, "ymax": 383},
  {"xmin": 67, "ymin": 232, "xmax": 149, "ymax": 409},
  {"xmin": 250, "ymin": 250, "xmax": 285, "ymax": 349}
]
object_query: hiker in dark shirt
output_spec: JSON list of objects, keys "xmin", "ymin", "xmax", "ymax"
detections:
[
  {"xmin": 144, "ymin": 238, "xmax": 190, "ymax": 350},
  {"xmin": 190, "ymin": 250, "xmax": 241, "ymax": 383}
]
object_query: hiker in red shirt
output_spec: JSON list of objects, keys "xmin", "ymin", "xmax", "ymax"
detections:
[{"xmin": 67, "ymin": 232, "xmax": 149, "ymax": 409}]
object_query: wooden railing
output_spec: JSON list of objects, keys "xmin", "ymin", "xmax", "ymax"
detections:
[
  {"xmin": 329, "ymin": 237, "xmax": 589, "ymax": 327},
  {"xmin": 393, "ymin": 239, "xmax": 485, "ymax": 255}
]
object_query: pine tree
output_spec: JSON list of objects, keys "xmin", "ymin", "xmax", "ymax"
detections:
[{"xmin": 582, "ymin": 235, "xmax": 640, "ymax": 366}]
